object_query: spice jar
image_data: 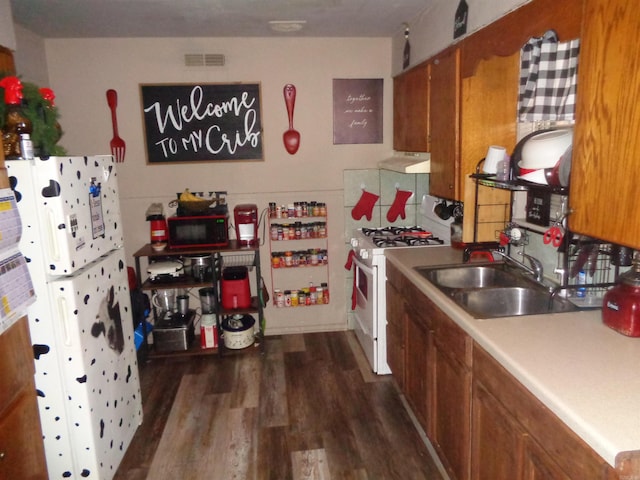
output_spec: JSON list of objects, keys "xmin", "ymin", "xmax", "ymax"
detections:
[{"xmin": 284, "ymin": 251, "xmax": 293, "ymax": 267}]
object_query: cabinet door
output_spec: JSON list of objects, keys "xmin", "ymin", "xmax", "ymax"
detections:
[
  {"xmin": 432, "ymin": 342, "xmax": 471, "ymax": 480},
  {"xmin": 429, "ymin": 47, "xmax": 461, "ymax": 200},
  {"xmin": 0, "ymin": 392, "xmax": 48, "ymax": 480},
  {"xmin": 385, "ymin": 282, "xmax": 406, "ymax": 389},
  {"xmin": 460, "ymin": 52, "xmax": 517, "ymax": 243},
  {"xmin": 471, "ymin": 381, "xmax": 524, "ymax": 480},
  {"xmin": 393, "ymin": 62, "xmax": 430, "ymax": 152},
  {"xmin": 405, "ymin": 311, "xmax": 431, "ymax": 430},
  {"xmin": 570, "ymin": 0, "xmax": 640, "ymax": 248},
  {"xmin": 522, "ymin": 437, "xmax": 572, "ymax": 480}
]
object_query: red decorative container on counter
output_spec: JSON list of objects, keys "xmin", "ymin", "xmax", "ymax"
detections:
[{"xmin": 603, "ymin": 257, "xmax": 640, "ymax": 337}]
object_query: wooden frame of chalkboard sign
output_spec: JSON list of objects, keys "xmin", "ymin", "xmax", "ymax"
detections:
[{"xmin": 140, "ymin": 82, "xmax": 264, "ymax": 164}]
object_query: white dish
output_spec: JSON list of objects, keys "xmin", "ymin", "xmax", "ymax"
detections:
[{"xmin": 518, "ymin": 169, "xmax": 548, "ymax": 185}]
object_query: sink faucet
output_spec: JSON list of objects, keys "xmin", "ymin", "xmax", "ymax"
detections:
[{"xmin": 493, "ymin": 251, "xmax": 544, "ymax": 282}]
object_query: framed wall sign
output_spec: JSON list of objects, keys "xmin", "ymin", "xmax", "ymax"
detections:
[
  {"xmin": 140, "ymin": 83, "xmax": 263, "ymax": 164},
  {"xmin": 332, "ymin": 78, "xmax": 383, "ymax": 145}
]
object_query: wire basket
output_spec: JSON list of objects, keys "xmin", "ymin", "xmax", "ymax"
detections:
[
  {"xmin": 221, "ymin": 253, "xmax": 256, "ymax": 270},
  {"xmin": 565, "ymin": 241, "xmax": 616, "ymax": 305}
]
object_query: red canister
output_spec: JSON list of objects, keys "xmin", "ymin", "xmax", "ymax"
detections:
[
  {"xmin": 147, "ymin": 214, "xmax": 168, "ymax": 244},
  {"xmin": 603, "ymin": 257, "xmax": 640, "ymax": 337}
]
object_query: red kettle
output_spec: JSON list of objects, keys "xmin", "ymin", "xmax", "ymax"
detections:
[{"xmin": 603, "ymin": 253, "xmax": 640, "ymax": 337}]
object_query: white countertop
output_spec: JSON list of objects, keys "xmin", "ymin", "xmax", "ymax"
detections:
[{"xmin": 385, "ymin": 246, "xmax": 640, "ymax": 468}]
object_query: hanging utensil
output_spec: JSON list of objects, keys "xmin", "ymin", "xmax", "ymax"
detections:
[
  {"xmin": 282, "ymin": 84, "xmax": 300, "ymax": 154},
  {"xmin": 106, "ymin": 89, "xmax": 126, "ymax": 162}
]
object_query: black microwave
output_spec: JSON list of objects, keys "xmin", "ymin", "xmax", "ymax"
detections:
[{"xmin": 167, "ymin": 215, "xmax": 229, "ymax": 249}]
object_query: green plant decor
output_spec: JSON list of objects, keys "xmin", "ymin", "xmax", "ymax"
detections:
[{"xmin": 0, "ymin": 72, "xmax": 67, "ymax": 157}]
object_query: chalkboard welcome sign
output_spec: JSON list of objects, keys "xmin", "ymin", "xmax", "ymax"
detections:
[{"xmin": 140, "ymin": 83, "xmax": 263, "ymax": 163}]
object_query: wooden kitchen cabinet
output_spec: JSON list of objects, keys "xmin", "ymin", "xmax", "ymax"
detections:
[
  {"xmin": 472, "ymin": 343, "xmax": 618, "ymax": 480},
  {"xmin": 404, "ymin": 303, "xmax": 431, "ymax": 430},
  {"xmin": 428, "ymin": 47, "xmax": 461, "ymax": 200},
  {"xmin": 386, "ymin": 260, "xmax": 471, "ymax": 480},
  {"xmin": 471, "ymin": 380, "xmax": 524, "ymax": 479},
  {"xmin": 430, "ymin": 300, "xmax": 472, "ymax": 480},
  {"xmin": 386, "ymin": 262, "xmax": 432, "ymax": 431},
  {"xmin": 570, "ymin": 0, "xmax": 640, "ymax": 249},
  {"xmin": 471, "ymin": 376, "xmax": 572, "ymax": 480},
  {"xmin": 523, "ymin": 436, "xmax": 572, "ymax": 480},
  {"xmin": 385, "ymin": 281, "xmax": 406, "ymax": 390},
  {"xmin": 393, "ymin": 62, "xmax": 430, "ymax": 152},
  {"xmin": 0, "ymin": 318, "xmax": 48, "ymax": 480}
]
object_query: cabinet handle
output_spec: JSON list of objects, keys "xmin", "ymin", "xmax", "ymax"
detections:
[{"xmin": 0, "ymin": 451, "xmax": 5, "ymax": 460}]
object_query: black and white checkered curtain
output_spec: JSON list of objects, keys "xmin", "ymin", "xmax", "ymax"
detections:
[{"xmin": 518, "ymin": 30, "xmax": 580, "ymax": 122}]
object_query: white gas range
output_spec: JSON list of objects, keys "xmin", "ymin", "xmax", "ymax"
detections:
[{"xmin": 349, "ymin": 195, "xmax": 454, "ymax": 374}]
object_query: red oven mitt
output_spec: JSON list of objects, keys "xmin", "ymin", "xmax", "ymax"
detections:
[
  {"xmin": 344, "ymin": 250, "xmax": 358, "ymax": 310},
  {"xmin": 351, "ymin": 189, "xmax": 379, "ymax": 221},
  {"xmin": 386, "ymin": 189, "xmax": 413, "ymax": 222}
]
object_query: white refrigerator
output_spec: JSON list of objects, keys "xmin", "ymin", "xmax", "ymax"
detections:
[{"xmin": 6, "ymin": 155, "xmax": 142, "ymax": 480}]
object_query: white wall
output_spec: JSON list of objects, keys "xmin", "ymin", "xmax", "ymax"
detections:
[
  {"xmin": 0, "ymin": 0, "xmax": 16, "ymax": 51},
  {"xmin": 39, "ymin": 35, "xmax": 393, "ymax": 334},
  {"xmin": 391, "ymin": 0, "xmax": 530, "ymax": 74},
  {"xmin": 13, "ymin": 24, "xmax": 49, "ymax": 86}
]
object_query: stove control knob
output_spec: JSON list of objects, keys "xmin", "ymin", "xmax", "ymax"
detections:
[
  {"xmin": 359, "ymin": 249, "xmax": 369, "ymax": 259},
  {"xmin": 350, "ymin": 238, "xmax": 359, "ymax": 248}
]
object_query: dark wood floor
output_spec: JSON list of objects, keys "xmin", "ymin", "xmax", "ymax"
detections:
[{"xmin": 114, "ymin": 331, "xmax": 445, "ymax": 480}]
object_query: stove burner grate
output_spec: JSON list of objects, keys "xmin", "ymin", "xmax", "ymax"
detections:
[
  {"xmin": 371, "ymin": 234, "xmax": 444, "ymax": 248},
  {"xmin": 362, "ymin": 226, "xmax": 429, "ymax": 237}
]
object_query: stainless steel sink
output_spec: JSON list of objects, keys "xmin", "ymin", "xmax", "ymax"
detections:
[
  {"xmin": 414, "ymin": 263, "xmax": 578, "ymax": 318},
  {"xmin": 415, "ymin": 264, "xmax": 523, "ymax": 289},
  {"xmin": 451, "ymin": 287, "xmax": 577, "ymax": 319}
]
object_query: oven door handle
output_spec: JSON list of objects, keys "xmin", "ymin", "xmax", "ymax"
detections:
[
  {"xmin": 353, "ymin": 256, "xmax": 375, "ymax": 277},
  {"xmin": 352, "ymin": 256, "xmax": 377, "ymax": 312}
]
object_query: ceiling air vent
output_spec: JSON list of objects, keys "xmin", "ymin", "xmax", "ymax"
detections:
[{"xmin": 184, "ymin": 53, "xmax": 225, "ymax": 67}]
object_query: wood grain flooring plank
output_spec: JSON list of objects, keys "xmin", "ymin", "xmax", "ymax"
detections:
[
  {"xmin": 291, "ymin": 448, "xmax": 331, "ymax": 480},
  {"xmin": 229, "ymin": 353, "xmax": 262, "ymax": 409},
  {"xmin": 259, "ymin": 344, "xmax": 289, "ymax": 428},
  {"xmin": 282, "ymin": 333, "xmax": 306, "ymax": 352},
  {"xmin": 115, "ymin": 357, "xmax": 194, "ymax": 474},
  {"xmin": 256, "ymin": 425, "xmax": 292, "ymax": 480},
  {"xmin": 146, "ymin": 374, "xmax": 208, "ymax": 477},
  {"xmin": 115, "ymin": 332, "xmax": 444, "ymax": 480},
  {"xmin": 221, "ymin": 407, "xmax": 258, "ymax": 480}
]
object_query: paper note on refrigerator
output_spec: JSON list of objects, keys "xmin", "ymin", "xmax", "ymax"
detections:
[{"xmin": 0, "ymin": 188, "xmax": 36, "ymax": 334}]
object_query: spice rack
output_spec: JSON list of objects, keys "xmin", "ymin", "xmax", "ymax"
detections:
[{"xmin": 267, "ymin": 201, "xmax": 330, "ymax": 308}]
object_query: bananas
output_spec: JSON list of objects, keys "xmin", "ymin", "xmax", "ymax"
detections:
[{"xmin": 179, "ymin": 189, "xmax": 204, "ymax": 202}]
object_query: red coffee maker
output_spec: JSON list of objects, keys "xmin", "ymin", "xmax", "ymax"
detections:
[{"xmin": 234, "ymin": 204, "xmax": 258, "ymax": 246}]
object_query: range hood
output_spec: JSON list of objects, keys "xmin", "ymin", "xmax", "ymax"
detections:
[{"xmin": 378, "ymin": 151, "xmax": 430, "ymax": 174}]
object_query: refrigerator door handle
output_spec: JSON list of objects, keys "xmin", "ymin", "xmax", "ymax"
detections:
[
  {"xmin": 46, "ymin": 208, "xmax": 61, "ymax": 261},
  {"xmin": 58, "ymin": 296, "xmax": 72, "ymax": 346}
]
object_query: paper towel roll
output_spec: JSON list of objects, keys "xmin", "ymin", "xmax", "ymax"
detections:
[{"xmin": 483, "ymin": 145, "xmax": 507, "ymax": 174}]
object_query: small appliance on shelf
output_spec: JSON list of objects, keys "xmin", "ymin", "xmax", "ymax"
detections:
[
  {"xmin": 221, "ymin": 266, "xmax": 251, "ymax": 309},
  {"xmin": 234, "ymin": 204, "xmax": 259, "ymax": 245}
]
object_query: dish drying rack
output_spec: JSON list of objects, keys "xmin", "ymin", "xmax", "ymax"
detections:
[{"xmin": 561, "ymin": 238, "xmax": 620, "ymax": 304}]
